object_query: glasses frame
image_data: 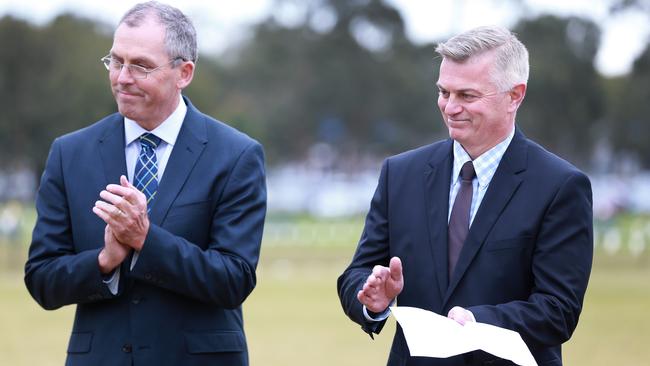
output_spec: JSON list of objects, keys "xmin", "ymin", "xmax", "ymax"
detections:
[{"xmin": 100, "ymin": 55, "xmax": 183, "ymax": 79}]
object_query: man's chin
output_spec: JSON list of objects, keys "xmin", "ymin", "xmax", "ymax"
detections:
[
  {"xmin": 447, "ymin": 127, "xmax": 466, "ymax": 141},
  {"xmin": 116, "ymin": 105, "xmax": 137, "ymax": 120}
]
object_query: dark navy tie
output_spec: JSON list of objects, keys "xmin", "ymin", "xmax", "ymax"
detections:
[{"xmin": 448, "ymin": 161, "xmax": 476, "ymax": 279}]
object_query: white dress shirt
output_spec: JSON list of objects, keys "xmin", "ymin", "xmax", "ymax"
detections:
[{"xmin": 104, "ymin": 95, "xmax": 187, "ymax": 294}]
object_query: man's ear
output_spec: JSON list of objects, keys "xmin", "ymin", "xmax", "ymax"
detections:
[
  {"xmin": 176, "ymin": 60, "xmax": 195, "ymax": 89},
  {"xmin": 508, "ymin": 83, "xmax": 526, "ymax": 112}
]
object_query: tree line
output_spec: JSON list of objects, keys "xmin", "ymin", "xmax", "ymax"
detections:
[{"xmin": 1, "ymin": 0, "xmax": 649, "ymax": 177}]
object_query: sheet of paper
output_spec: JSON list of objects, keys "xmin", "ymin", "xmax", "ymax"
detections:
[{"xmin": 390, "ymin": 306, "xmax": 538, "ymax": 366}]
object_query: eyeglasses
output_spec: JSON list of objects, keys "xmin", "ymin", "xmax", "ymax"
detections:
[{"xmin": 100, "ymin": 55, "xmax": 182, "ymax": 79}]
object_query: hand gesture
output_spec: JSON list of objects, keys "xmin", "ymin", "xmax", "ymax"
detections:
[
  {"xmin": 357, "ymin": 257, "xmax": 404, "ymax": 313},
  {"xmin": 93, "ymin": 175, "xmax": 150, "ymax": 251},
  {"xmin": 97, "ymin": 225, "xmax": 130, "ymax": 274}
]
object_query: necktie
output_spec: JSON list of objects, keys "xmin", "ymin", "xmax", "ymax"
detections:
[
  {"xmin": 448, "ymin": 161, "xmax": 476, "ymax": 278},
  {"xmin": 134, "ymin": 133, "xmax": 161, "ymax": 213}
]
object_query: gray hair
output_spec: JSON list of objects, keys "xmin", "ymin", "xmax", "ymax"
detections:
[
  {"xmin": 119, "ymin": 1, "xmax": 198, "ymax": 63},
  {"xmin": 435, "ymin": 26, "xmax": 528, "ymax": 91}
]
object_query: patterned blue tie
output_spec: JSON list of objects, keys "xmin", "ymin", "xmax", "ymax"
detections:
[{"xmin": 134, "ymin": 133, "xmax": 162, "ymax": 213}]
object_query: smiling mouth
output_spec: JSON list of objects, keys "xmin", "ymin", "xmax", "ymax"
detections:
[
  {"xmin": 116, "ymin": 90, "xmax": 142, "ymax": 99},
  {"xmin": 447, "ymin": 118, "xmax": 469, "ymax": 125}
]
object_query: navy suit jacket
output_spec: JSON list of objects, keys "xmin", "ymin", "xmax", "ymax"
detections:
[
  {"xmin": 338, "ymin": 130, "xmax": 593, "ymax": 366},
  {"xmin": 25, "ymin": 97, "xmax": 266, "ymax": 366}
]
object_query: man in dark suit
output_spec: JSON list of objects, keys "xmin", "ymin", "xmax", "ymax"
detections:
[
  {"xmin": 338, "ymin": 26, "xmax": 593, "ymax": 365},
  {"xmin": 24, "ymin": 2, "xmax": 266, "ymax": 365}
]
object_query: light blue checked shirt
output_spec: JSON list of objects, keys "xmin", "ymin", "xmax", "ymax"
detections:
[
  {"xmin": 104, "ymin": 95, "xmax": 187, "ymax": 294},
  {"xmin": 364, "ymin": 127, "xmax": 516, "ymax": 322},
  {"xmin": 449, "ymin": 128, "xmax": 516, "ymax": 226}
]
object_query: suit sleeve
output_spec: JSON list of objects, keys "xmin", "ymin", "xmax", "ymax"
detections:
[
  {"xmin": 469, "ymin": 171, "xmax": 593, "ymax": 350},
  {"xmin": 24, "ymin": 139, "xmax": 115, "ymax": 310},
  {"xmin": 337, "ymin": 159, "xmax": 392, "ymax": 336},
  {"xmin": 129, "ymin": 141, "xmax": 267, "ymax": 308}
]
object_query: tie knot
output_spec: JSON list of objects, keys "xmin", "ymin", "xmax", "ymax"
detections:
[
  {"xmin": 139, "ymin": 133, "xmax": 161, "ymax": 149},
  {"xmin": 460, "ymin": 161, "xmax": 475, "ymax": 182}
]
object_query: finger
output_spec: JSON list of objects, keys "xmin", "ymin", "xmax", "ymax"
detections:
[
  {"xmin": 357, "ymin": 290, "xmax": 380, "ymax": 307},
  {"xmin": 357, "ymin": 290, "xmax": 372, "ymax": 306},
  {"xmin": 94, "ymin": 200, "xmax": 117, "ymax": 215},
  {"xmin": 105, "ymin": 184, "xmax": 138, "ymax": 201},
  {"xmin": 367, "ymin": 275, "xmax": 384, "ymax": 289},
  {"xmin": 362, "ymin": 281, "xmax": 378, "ymax": 294},
  {"xmin": 389, "ymin": 257, "xmax": 403, "ymax": 281},
  {"xmin": 119, "ymin": 176, "xmax": 143, "ymax": 203},
  {"xmin": 94, "ymin": 200, "xmax": 127, "ymax": 224},
  {"xmin": 372, "ymin": 265, "xmax": 389, "ymax": 280},
  {"xmin": 93, "ymin": 205, "xmax": 111, "ymax": 223},
  {"xmin": 99, "ymin": 190, "xmax": 125, "ymax": 207},
  {"xmin": 120, "ymin": 175, "xmax": 130, "ymax": 187},
  {"xmin": 107, "ymin": 184, "xmax": 145, "ymax": 210}
]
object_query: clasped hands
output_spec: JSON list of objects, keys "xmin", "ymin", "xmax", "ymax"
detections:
[
  {"xmin": 357, "ymin": 256, "xmax": 475, "ymax": 325},
  {"xmin": 93, "ymin": 175, "xmax": 149, "ymax": 274}
]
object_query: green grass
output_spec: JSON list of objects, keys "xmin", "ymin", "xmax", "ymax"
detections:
[
  {"xmin": 563, "ymin": 254, "xmax": 650, "ymax": 365},
  {"xmin": 1, "ymin": 210, "xmax": 649, "ymax": 365},
  {"xmin": 2, "ymin": 246, "xmax": 649, "ymax": 365}
]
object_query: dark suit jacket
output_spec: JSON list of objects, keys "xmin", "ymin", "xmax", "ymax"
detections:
[
  {"xmin": 338, "ymin": 130, "xmax": 593, "ymax": 366},
  {"xmin": 25, "ymin": 97, "xmax": 266, "ymax": 366}
]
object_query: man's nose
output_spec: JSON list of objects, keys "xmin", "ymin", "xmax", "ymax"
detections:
[
  {"xmin": 444, "ymin": 94, "xmax": 463, "ymax": 115},
  {"xmin": 116, "ymin": 65, "xmax": 135, "ymax": 83}
]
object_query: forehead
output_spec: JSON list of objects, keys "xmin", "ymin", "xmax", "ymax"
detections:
[
  {"xmin": 437, "ymin": 52, "xmax": 496, "ymax": 91},
  {"xmin": 111, "ymin": 17, "xmax": 167, "ymax": 62}
]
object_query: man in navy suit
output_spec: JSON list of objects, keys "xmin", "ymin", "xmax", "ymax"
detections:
[
  {"xmin": 338, "ymin": 26, "xmax": 593, "ymax": 365},
  {"xmin": 24, "ymin": 2, "xmax": 266, "ymax": 365}
]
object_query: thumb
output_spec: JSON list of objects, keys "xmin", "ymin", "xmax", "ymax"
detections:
[{"xmin": 389, "ymin": 257, "xmax": 403, "ymax": 281}]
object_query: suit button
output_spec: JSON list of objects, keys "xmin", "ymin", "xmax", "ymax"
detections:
[
  {"xmin": 144, "ymin": 273, "xmax": 152, "ymax": 280},
  {"xmin": 132, "ymin": 298, "xmax": 140, "ymax": 304},
  {"xmin": 122, "ymin": 344, "xmax": 132, "ymax": 353}
]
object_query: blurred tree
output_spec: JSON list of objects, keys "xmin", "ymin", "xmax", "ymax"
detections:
[
  {"xmin": 210, "ymin": 0, "xmax": 442, "ymax": 165},
  {"xmin": 0, "ymin": 15, "xmax": 114, "ymax": 173},
  {"xmin": 514, "ymin": 15, "xmax": 605, "ymax": 168},
  {"xmin": 608, "ymin": 44, "xmax": 650, "ymax": 166},
  {"xmin": 5, "ymin": 3, "xmax": 646, "ymax": 175},
  {"xmin": 604, "ymin": 0, "xmax": 650, "ymax": 168}
]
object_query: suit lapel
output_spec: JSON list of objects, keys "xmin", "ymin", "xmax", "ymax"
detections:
[
  {"xmin": 98, "ymin": 115, "xmax": 127, "ymax": 185},
  {"xmin": 444, "ymin": 130, "xmax": 528, "ymax": 304},
  {"xmin": 423, "ymin": 140, "xmax": 454, "ymax": 300},
  {"xmin": 149, "ymin": 99, "xmax": 208, "ymax": 225}
]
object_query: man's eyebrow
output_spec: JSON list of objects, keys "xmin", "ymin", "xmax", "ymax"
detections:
[
  {"xmin": 109, "ymin": 52, "xmax": 155, "ymax": 65},
  {"xmin": 436, "ymin": 84, "xmax": 480, "ymax": 94}
]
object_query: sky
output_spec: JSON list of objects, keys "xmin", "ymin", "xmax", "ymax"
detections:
[{"xmin": 0, "ymin": 0, "xmax": 648, "ymax": 76}]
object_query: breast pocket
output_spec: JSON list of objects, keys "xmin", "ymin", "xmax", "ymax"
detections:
[
  {"xmin": 166, "ymin": 200, "xmax": 212, "ymax": 220},
  {"xmin": 485, "ymin": 236, "xmax": 533, "ymax": 252},
  {"xmin": 163, "ymin": 201, "xmax": 213, "ymax": 245}
]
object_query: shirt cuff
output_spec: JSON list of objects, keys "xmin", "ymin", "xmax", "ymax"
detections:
[
  {"xmin": 102, "ymin": 267, "xmax": 121, "ymax": 295},
  {"xmin": 363, "ymin": 299, "xmax": 396, "ymax": 322},
  {"xmin": 130, "ymin": 251, "xmax": 139, "ymax": 270}
]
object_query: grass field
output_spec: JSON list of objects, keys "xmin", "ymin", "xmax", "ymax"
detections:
[{"xmin": 1, "ymin": 215, "xmax": 649, "ymax": 365}]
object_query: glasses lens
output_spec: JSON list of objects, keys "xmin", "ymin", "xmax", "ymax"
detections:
[{"xmin": 128, "ymin": 65, "xmax": 148, "ymax": 79}]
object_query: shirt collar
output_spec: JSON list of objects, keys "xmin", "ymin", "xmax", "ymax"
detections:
[
  {"xmin": 124, "ymin": 94, "xmax": 187, "ymax": 147},
  {"xmin": 452, "ymin": 127, "xmax": 516, "ymax": 188}
]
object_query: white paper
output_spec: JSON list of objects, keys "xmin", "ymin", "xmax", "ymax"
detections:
[{"xmin": 390, "ymin": 306, "xmax": 538, "ymax": 366}]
